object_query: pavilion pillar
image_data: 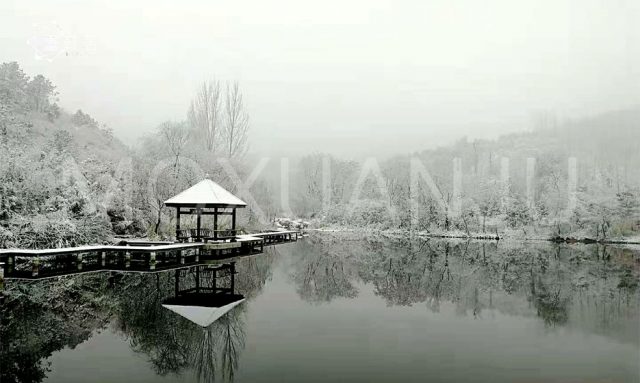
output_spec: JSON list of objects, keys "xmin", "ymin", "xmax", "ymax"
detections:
[
  {"xmin": 176, "ymin": 209, "xmax": 181, "ymax": 240},
  {"xmin": 231, "ymin": 208, "xmax": 237, "ymax": 241},
  {"xmin": 195, "ymin": 266, "xmax": 200, "ymax": 293},
  {"xmin": 214, "ymin": 208, "xmax": 218, "ymax": 241},
  {"xmin": 230, "ymin": 262, "xmax": 236, "ymax": 292},
  {"xmin": 232, "ymin": 208, "xmax": 237, "ymax": 232},
  {"xmin": 174, "ymin": 270, "xmax": 180, "ymax": 296},
  {"xmin": 196, "ymin": 208, "xmax": 202, "ymax": 241}
]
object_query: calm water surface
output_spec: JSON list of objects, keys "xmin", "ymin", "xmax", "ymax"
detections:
[{"xmin": 2, "ymin": 237, "xmax": 639, "ymax": 382}]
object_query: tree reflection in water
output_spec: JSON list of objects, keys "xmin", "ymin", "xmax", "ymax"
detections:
[
  {"xmin": 0, "ymin": 274, "xmax": 114, "ymax": 383},
  {"xmin": 290, "ymin": 235, "xmax": 639, "ymax": 342},
  {"xmin": 0, "ymin": 250, "xmax": 275, "ymax": 383},
  {"xmin": 290, "ymin": 236, "xmax": 359, "ymax": 303},
  {"xmin": 186, "ymin": 306, "xmax": 245, "ymax": 383},
  {"xmin": 114, "ymin": 251, "xmax": 274, "ymax": 382}
]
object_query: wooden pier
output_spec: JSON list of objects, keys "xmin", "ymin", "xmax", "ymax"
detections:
[
  {"xmin": 246, "ymin": 230, "xmax": 299, "ymax": 244},
  {"xmin": 0, "ymin": 230, "xmax": 299, "ymax": 280}
]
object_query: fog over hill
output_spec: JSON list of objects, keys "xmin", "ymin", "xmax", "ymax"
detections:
[{"xmin": 2, "ymin": 0, "xmax": 638, "ymax": 157}]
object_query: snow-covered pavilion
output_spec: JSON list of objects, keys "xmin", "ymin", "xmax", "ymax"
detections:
[{"xmin": 164, "ymin": 179, "xmax": 246, "ymax": 242}]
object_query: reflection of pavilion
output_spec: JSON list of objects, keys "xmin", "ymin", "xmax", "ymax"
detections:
[{"xmin": 162, "ymin": 263, "xmax": 245, "ymax": 327}]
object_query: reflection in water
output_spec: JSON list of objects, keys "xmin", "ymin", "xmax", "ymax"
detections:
[
  {"xmin": 162, "ymin": 263, "xmax": 246, "ymax": 382},
  {"xmin": 291, "ymin": 238, "xmax": 358, "ymax": 303},
  {"xmin": 290, "ymin": 236, "xmax": 639, "ymax": 342},
  {"xmin": 163, "ymin": 263, "xmax": 245, "ymax": 328},
  {"xmin": 1, "ymin": 239, "xmax": 639, "ymax": 382},
  {"xmin": 0, "ymin": 249, "xmax": 276, "ymax": 383},
  {"xmin": 110, "ymin": 253, "xmax": 274, "ymax": 383}
]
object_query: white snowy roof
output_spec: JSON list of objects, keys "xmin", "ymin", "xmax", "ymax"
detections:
[
  {"xmin": 163, "ymin": 298, "xmax": 246, "ymax": 327},
  {"xmin": 164, "ymin": 179, "xmax": 246, "ymax": 207}
]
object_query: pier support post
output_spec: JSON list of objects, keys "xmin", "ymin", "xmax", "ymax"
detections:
[
  {"xmin": 6, "ymin": 256, "xmax": 14, "ymax": 275},
  {"xmin": 100, "ymin": 251, "xmax": 106, "ymax": 267},
  {"xmin": 179, "ymin": 250, "xmax": 185, "ymax": 264},
  {"xmin": 32, "ymin": 258, "xmax": 40, "ymax": 277},
  {"xmin": 149, "ymin": 252, "xmax": 157, "ymax": 270},
  {"xmin": 0, "ymin": 263, "xmax": 4, "ymax": 284}
]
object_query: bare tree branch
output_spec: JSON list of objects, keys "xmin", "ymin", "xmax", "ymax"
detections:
[
  {"xmin": 188, "ymin": 80, "xmax": 222, "ymax": 153},
  {"xmin": 159, "ymin": 121, "xmax": 190, "ymax": 167},
  {"xmin": 222, "ymin": 81, "xmax": 249, "ymax": 158}
]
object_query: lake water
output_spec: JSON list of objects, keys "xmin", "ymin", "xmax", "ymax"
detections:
[{"xmin": 2, "ymin": 236, "xmax": 639, "ymax": 382}]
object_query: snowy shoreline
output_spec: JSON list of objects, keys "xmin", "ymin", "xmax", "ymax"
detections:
[{"xmin": 308, "ymin": 227, "xmax": 640, "ymax": 246}]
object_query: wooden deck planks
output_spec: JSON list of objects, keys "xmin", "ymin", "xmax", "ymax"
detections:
[{"xmin": 0, "ymin": 230, "xmax": 299, "ymax": 258}]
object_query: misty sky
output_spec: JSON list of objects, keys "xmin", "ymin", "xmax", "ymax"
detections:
[{"xmin": 1, "ymin": 0, "xmax": 639, "ymax": 158}]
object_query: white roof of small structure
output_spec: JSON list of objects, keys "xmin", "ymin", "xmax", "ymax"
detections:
[
  {"xmin": 163, "ymin": 298, "xmax": 246, "ymax": 327},
  {"xmin": 164, "ymin": 179, "xmax": 246, "ymax": 207}
]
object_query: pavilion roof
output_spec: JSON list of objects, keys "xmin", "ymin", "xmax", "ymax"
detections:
[
  {"xmin": 163, "ymin": 294, "xmax": 246, "ymax": 327},
  {"xmin": 164, "ymin": 179, "xmax": 247, "ymax": 208}
]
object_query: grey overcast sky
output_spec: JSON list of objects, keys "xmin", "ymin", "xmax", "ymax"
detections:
[{"xmin": 1, "ymin": 0, "xmax": 639, "ymax": 158}]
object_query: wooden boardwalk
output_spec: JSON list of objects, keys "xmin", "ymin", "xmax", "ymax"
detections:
[
  {"xmin": 0, "ymin": 230, "xmax": 299, "ymax": 281},
  {"xmin": 246, "ymin": 230, "xmax": 299, "ymax": 244},
  {"xmin": 0, "ymin": 243, "xmax": 204, "ymax": 256},
  {"xmin": 0, "ymin": 230, "xmax": 298, "ymax": 258}
]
